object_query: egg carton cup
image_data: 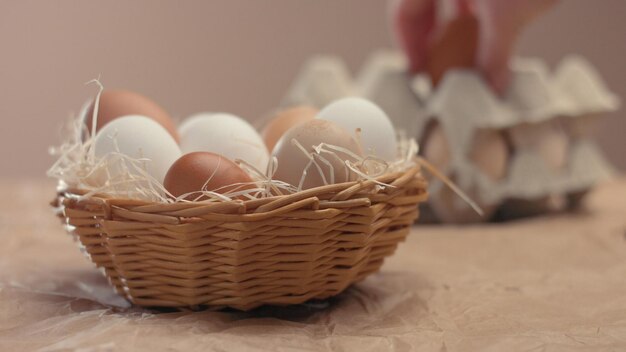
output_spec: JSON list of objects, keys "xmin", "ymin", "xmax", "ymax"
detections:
[
  {"xmin": 352, "ymin": 50, "xmax": 620, "ymax": 220},
  {"xmin": 52, "ymin": 164, "xmax": 427, "ymax": 310}
]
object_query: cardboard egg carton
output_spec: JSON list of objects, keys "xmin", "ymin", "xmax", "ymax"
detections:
[
  {"xmin": 282, "ymin": 51, "xmax": 620, "ymax": 221},
  {"xmin": 281, "ymin": 55, "xmax": 355, "ymax": 109}
]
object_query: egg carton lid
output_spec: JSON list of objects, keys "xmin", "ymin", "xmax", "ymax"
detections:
[
  {"xmin": 422, "ymin": 55, "xmax": 620, "ymax": 129},
  {"xmin": 357, "ymin": 50, "xmax": 427, "ymax": 140},
  {"xmin": 285, "ymin": 51, "xmax": 620, "ymax": 132},
  {"xmin": 281, "ymin": 55, "xmax": 355, "ymax": 109}
]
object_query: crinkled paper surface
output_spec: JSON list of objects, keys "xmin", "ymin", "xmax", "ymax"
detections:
[{"xmin": 1, "ymin": 179, "xmax": 626, "ymax": 351}]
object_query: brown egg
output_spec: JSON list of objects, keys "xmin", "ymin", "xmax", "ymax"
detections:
[
  {"xmin": 509, "ymin": 121, "xmax": 569, "ymax": 171},
  {"xmin": 426, "ymin": 1, "xmax": 479, "ymax": 85},
  {"xmin": 82, "ymin": 89, "xmax": 179, "ymax": 142},
  {"xmin": 271, "ymin": 119, "xmax": 363, "ymax": 190},
  {"xmin": 468, "ymin": 129, "xmax": 509, "ymax": 181},
  {"xmin": 164, "ymin": 152, "xmax": 253, "ymax": 200},
  {"xmin": 261, "ymin": 106, "xmax": 318, "ymax": 151},
  {"xmin": 421, "ymin": 122, "xmax": 451, "ymax": 172}
]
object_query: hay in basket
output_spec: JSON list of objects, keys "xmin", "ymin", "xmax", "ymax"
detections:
[{"xmin": 49, "ymin": 83, "xmax": 435, "ymax": 310}]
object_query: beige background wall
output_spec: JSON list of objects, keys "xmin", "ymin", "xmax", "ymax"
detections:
[{"xmin": 0, "ymin": 0, "xmax": 623, "ymax": 178}]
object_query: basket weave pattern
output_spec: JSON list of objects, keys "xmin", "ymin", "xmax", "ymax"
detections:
[{"xmin": 55, "ymin": 165, "xmax": 427, "ymax": 310}]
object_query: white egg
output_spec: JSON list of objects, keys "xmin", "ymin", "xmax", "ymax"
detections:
[
  {"xmin": 317, "ymin": 97, "xmax": 398, "ymax": 161},
  {"xmin": 271, "ymin": 119, "xmax": 363, "ymax": 190},
  {"xmin": 93, "ymin": 115, "xmax": 182, "ymax": 184},
  {"xmin": 179, "ymin": 113, "xmax": 269, "ymax": 172}
]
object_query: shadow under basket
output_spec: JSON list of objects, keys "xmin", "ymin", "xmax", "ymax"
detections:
[{"xmin": 53, "ymin": 165, "xmax": 428, "ymax": 310}]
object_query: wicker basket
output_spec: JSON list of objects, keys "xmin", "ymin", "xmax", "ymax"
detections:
[{"xmin": 53, "ymin": 164, "xmax": 427, "ymax": 310}]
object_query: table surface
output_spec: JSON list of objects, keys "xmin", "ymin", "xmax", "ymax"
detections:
[{"xmin": 1, "ymin": 179, "xmax": 625, "ymax": 352}]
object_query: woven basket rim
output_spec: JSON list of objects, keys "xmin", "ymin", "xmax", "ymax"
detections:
[{"xmin": 57, "ymin": 163, "xmax": 426, "ymax": 212}]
